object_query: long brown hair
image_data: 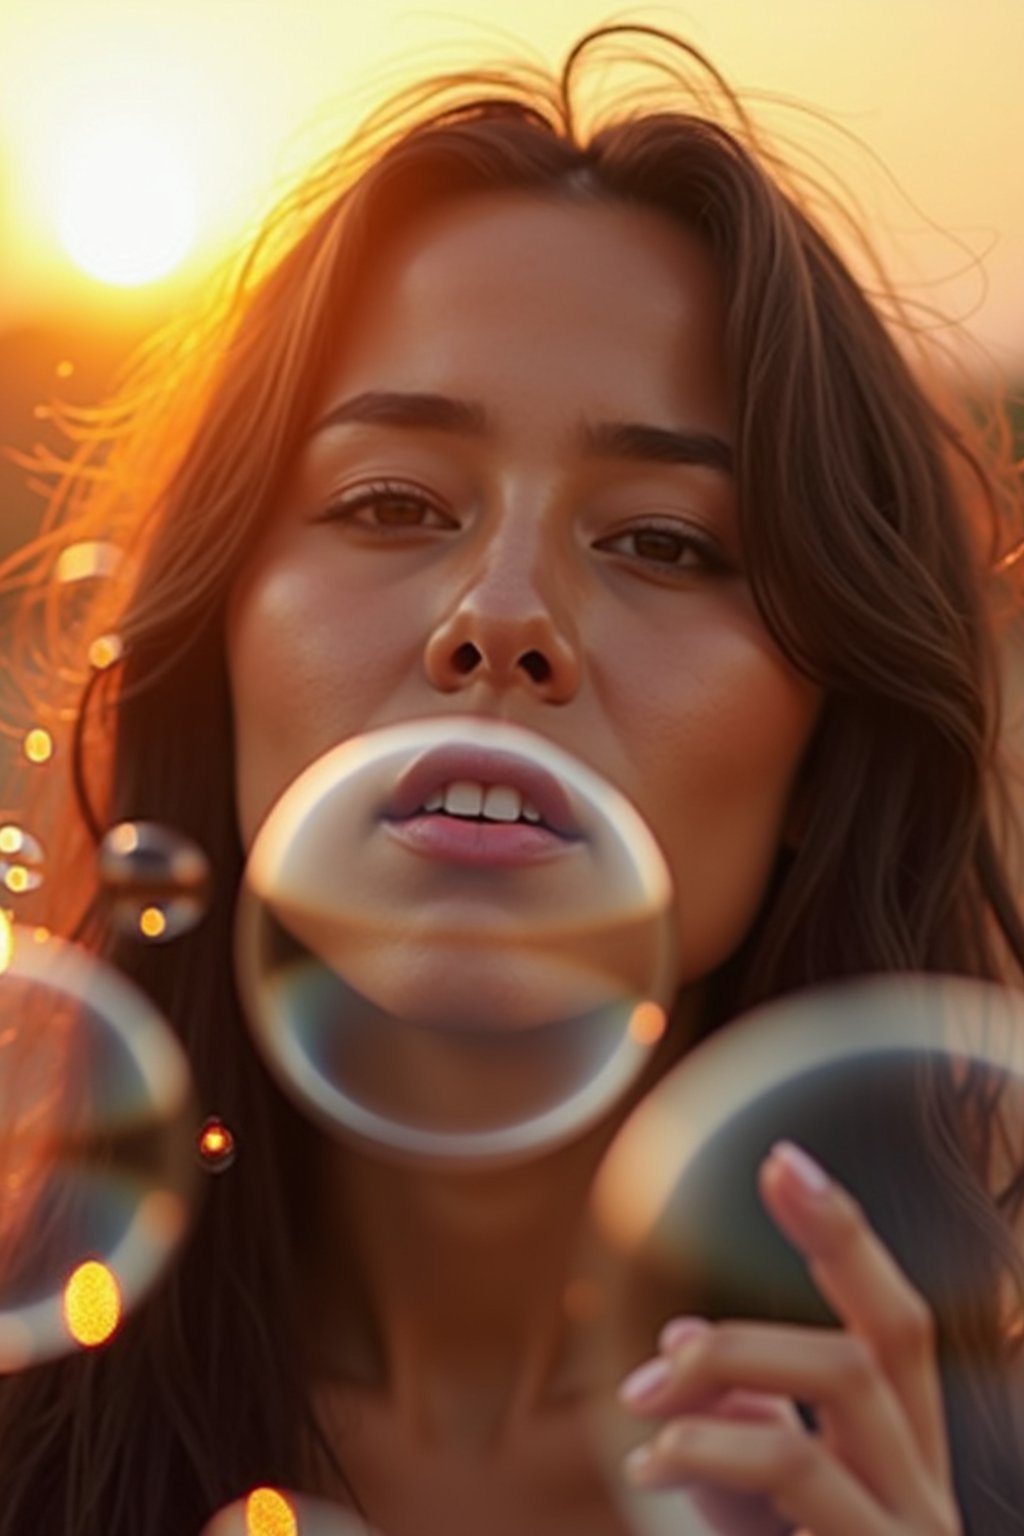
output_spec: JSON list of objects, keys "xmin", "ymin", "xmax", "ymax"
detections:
[{"xmin": 1, "ymin": 23, "xmax": 1023, "ymax": 1534}]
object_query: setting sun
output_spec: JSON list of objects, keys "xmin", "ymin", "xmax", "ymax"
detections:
[{"xmin": 55, "ymin": 109, "xmax": 197, "ymax": 286}]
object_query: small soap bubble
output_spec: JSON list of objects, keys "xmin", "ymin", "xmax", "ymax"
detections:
[
  {"xmin": 55, "ymin": 541, "xmax": 123, "ymax": 585},
  {"xmin": 0, "ymin": 827, "xmax": 45, "ymax": 896},
  {"xmin": 97, "ymin": 822, "xmax": 211, "ymax": 942},
  {"xmin": 0, "ymin": 927, "xmax": 197, "ymax": 1370},
  {"xmin": 574, "ymin": 976, "xmax": 1024, "ymax": 1534},
  {"xmin": 201, "ymin": 1489, "xmax": 380, "ymax": 1536},
  {"xmin": 236, "ymin": 717, "xmax": 678, "ymax": 1171},
  {"xmin": 88, "ymin": 633, "xmax": 124, "ymax": 671},
  {"xmin": 197, "ymin": 1116, "xmax": 236, "ymax": 1172},
  {"xmin": 23, "ymin": 728, "xmax": 53, "ymax": 765}
]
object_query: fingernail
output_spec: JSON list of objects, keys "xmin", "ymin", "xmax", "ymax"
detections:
[
  {"xmin": 618, "ymin": 1354, "xmax": 672, "ymax": 1406},
  {"xmin": 658, "ymin": 1315, "xmax": 708, "ymax": 1352},
  {"xmin": 770, "ymin": 1139, "xmax": 830, "ymax": 1196},
  {"xmin": 623, "ymin": 1443, "xmax": 655, "ymax": 1480}
]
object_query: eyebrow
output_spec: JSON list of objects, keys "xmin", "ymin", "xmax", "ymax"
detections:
[{"xmin": 307, "ymin": 390, "xmax": 734, "ymax": 475}]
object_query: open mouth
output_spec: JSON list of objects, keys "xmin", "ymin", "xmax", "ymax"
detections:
[{"xmin": 382, "ymin": 745, "xmax": 584, "ymax": 842}]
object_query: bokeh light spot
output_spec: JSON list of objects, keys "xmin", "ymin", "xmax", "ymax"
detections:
[
  {"xmin": 24, "ymin": 729, "xmax": 53, "ymax": 764},
  {"xmin": 0, "ymin": 913, "xmax": 12, "ymax": 975},
  {"xmin": 139, "ymin": 906, "xmax": 168, "ymax": 939},
  {"xmin": 62, "ymin": 1260, "xmax": 122, "ymax": 1347},
  {"xmin": 628, "ymin": 1000, "xmax": 667, "ymax": 1046},
  {"xmin": 55, "ymin": 541, "xmax": 123, "ymax": 584},
  {"xmin": 88, "ymin": 633, "xmax": 124, "ymax": 671},
  {"xmin": 197, "ymin": 1116, "xmax": 236, "ymax": 1172},
  {"xmin": 245, "ymin": 1488, "xmax": 298, "ymax": 1536},
  {"xmin": 0, "ymin": 828, "xmax": 44, "ymax": 895}
]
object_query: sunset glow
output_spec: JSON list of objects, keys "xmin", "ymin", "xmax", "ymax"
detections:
[{"xmin": 55, "ymin": 110, "xmax": 197, "ymax": 286}]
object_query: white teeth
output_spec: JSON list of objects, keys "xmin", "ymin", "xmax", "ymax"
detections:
[
  {"xmin": 443, "ymin": 781, "xmax": 484, "ymax": 817},
  {"xmin": 481, "ymin": 784, "xmax": 523, "ymax": 822},
  {"xmin": 418, "ymin": 781, "xmax": 544, "ymax": 824}
]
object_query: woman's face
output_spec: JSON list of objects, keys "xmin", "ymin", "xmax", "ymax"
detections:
[{"xmin": 227, "ymin": 192, "xmax": 821, "ymax": 996}]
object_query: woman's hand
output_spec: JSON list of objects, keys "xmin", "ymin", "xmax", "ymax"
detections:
[{"xmin": 616, "ymin": 1140, "xmax": 963, "ymax": 1535}]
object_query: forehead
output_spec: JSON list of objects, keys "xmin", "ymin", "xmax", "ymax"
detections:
[{"xmin": 319, "ymin": 193, "xmax": 729, "ymax": 431}]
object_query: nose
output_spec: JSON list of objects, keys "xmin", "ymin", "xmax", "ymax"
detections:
[{"xmin": 422, "ymin": 523, "xmax": 582, "ymax": 704}]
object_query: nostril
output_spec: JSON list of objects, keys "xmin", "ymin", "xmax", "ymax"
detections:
[
  {"xmin": 520, "ymin": 650, "xmax": 551, "ymax": 684},
  {"xmin": 452, "ymin": 641, "xmax": 480, "ymax": 675}
]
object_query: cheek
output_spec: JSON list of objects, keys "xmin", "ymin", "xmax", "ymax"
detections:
[
  {"xmin": 226, "ymin": 558, "xmax": 419, "ymax": 845},
  {"xmin": 632, "ymin": 628, "xmax": 819, "ymax": 981}
]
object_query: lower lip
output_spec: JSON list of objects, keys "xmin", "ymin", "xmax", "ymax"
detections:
[{"xmin": 382, "ymin": 813, "xmax": 580, "ymax": 866}]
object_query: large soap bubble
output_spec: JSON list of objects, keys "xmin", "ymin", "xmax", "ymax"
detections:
[
  {"xmin": 235, "ymin": 716, "xmax": 679, "ymax": 1170},
  {"xmin": 569, "ymin": 975, "xmax": 1024, "ymax": 1534},
  {"xmin": 0, "ymin": 925, "xmax": 198, "ymax": 1371}
]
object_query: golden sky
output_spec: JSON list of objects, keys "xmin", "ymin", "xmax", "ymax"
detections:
[{"xmin": 0, "ymin": 0, "xmax": 1021, "ymax": 370}]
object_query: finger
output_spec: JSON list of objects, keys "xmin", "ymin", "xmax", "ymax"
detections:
[
  {"xmin": 620, "ymin": 1321, "xmax": 934, "ymax": 1520},
  {"xmin": 647, "ymin": 1388, "xmax": 801, "ymax": 1536},
  {"xmin": 759, "ymin": 1140, "xmax": 950, "ymax": 1481},
  {"xmin": 624, "ymin": 1417, "xmax": 891, "ymax": 1536}
]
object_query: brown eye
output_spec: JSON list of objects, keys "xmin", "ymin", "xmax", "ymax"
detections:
[
  {"xmin": 366, "ymin": 495, "xmax": 431, "ymax": 526},
  {"xmin": 315, "ymin": 481, "xmax": 455, "ymax": 531},
  {"xmin": 633, "ymin": 528, "xmax": 689, "ymax": 563},
  {"xmin": 598, "ymin": 521, "xmax": 732, "ymax": 574}
]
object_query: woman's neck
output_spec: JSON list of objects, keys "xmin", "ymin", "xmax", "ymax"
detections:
[{"xmin": 299, "ymin": 991, "xmax": 700, "ymax": 1455}]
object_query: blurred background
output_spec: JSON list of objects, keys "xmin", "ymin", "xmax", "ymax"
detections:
[{"xmin": 1, "ymin": 0, "xmax": 1022, "ymax": 558}]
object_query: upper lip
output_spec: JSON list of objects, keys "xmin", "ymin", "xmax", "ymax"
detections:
[{"xmin": 383, "ymin": 746, "xmax": 583, "ymax": 839}]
